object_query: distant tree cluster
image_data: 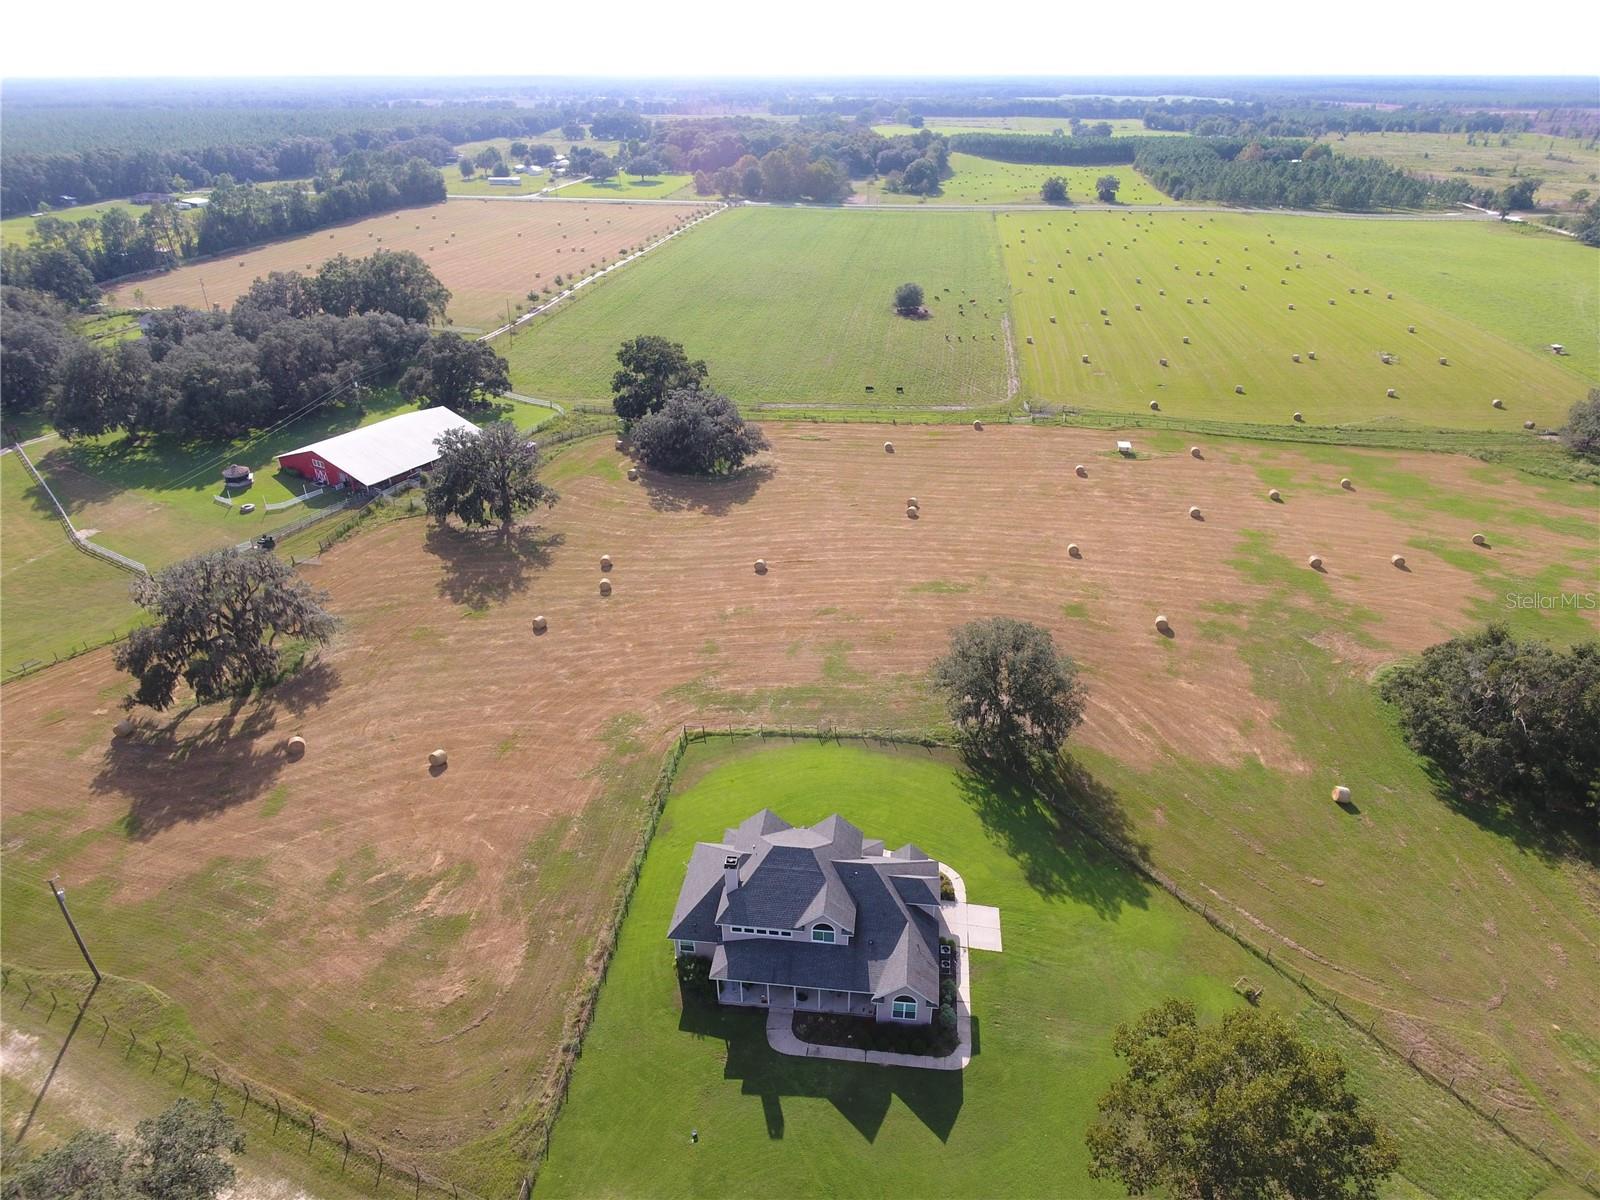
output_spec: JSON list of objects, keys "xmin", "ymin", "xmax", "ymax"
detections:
[
  {"xmin": 1379, "ymin": 626, "xmax": 1600, "ymax": 825},
  {"xmin": 948, "ymin": 133, "xmax": 1137, "ymax": 166},
  {"xmin": 1135, "ymin": 137, "xmax": 1473, "ymax": 209},
  {"xmin": 1040, "ymin": 176, "xmax": 1069, "ymax": 204},
  {"xmin": 1563, "ymin": 390, "xmax": 1600, "ymax": 458},
  {"xmin": 1, "ymin": 154, "xmax": 447, "ymax": 307},
  {"xmin": 8, "ymin": 250, "xmax": 457, "ymax": 441},
  {"xmin": 2, "ymin": 1099, "xmax": 244, "ymax": 1199}
]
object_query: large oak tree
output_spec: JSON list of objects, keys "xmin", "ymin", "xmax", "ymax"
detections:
[
  {"xmin": 931, "ymin": 616, "xmax": 1085, "ymax": 758},
  {"xmin": 423, "ymin": 420, "xmax": 557, "ymax": 534}
]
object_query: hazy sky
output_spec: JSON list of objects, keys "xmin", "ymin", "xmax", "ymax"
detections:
[{"xmin": 3, "ymin": 0, "xmax": 1598, "ymax": 79}]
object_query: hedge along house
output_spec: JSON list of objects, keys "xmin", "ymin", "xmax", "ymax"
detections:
[
  {"xmin": 277, "ymin": 408, "xmax": 477, "ymax": 491},
  {"xmin": 668, "ymin": 810, "xmax": 947, "ymax": 1025}
]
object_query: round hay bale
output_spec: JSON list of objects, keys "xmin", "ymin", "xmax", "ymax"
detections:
[
  {"xmin": 1292, "ymin": 354, "xmax": 1300, "ymax": 363},
  {"xmin": 1340, "ymin": 478, "xmax": 1353, "ymax": 490},
  {"xmin": 600, "ymin": 554, "xmax": 613, "ymax": 571},
  {"xmin": 1154, "ymin": 614, "xmax": 1172, "ymax": 634},
  {"xmin": 906, "ymin": 506, "xmax": 919, "ymax": 520},
  {"xmin": 1391, "ymin": 554, "xmax": 1406, "ymax": 568},
  {"xmin": 1081, "ymin": 354, "xmax": 1090, "ymax": 364},
  {"xmin": 884, "ymin": 441, "xmax": 895, "ymax": 454},
  {"xmin": 1067, "ymin": 543, "xmax": 1082, "ymax": 558},
  {"xmin": 907, "ymin": 497, "xmax": 919, "ymax": 509},
  {"xmin": 1026, "ymin": 336, "xmax": 1035, "ymax": 344},
  {"xmin": 1292, "ymin": 411, "xmax": 1304, "ymax": 422},
  {"xmin": 1234, "ymin": 384, "xmax": 1245, "ymax": 395},
  {"xmin": 1075, "ymin": 464, "xmax": 1088, "ymax": 478},
  {"xmin": 1471, "ymin": 533, "xmax": 1487, "ymax": 547},
  {"xmin": 1308, "ymin": 352, "xmax": 1316, "ymax": 361},
  {"xmin": 973, "ymin": 419, "xmax": 984, "ymax": 431},
  {"xmin": 533, "ymin": 614, "xmax": 548, "ymax": 632},
  {"xmin": 1523, "ymin": 419, "xmax": 1535, "ymax": 429},
  {"xmin": 1099, "ymin": 308, "xmax": 1108, "ymax": 316},
  {"xmin": 1288, "ymin": 303, "xmax": 1296, "ymax": 311},
  {"xmin": 1268, "ymin": 488, "xmax": 1282, "ymax": 502},
  {"xmin": 1104, "ymin": 318, "xmax": 1111, "ymax": 326},
  {"xmin": 1492, "ymin": 398, "xmax": 1505, "ymax": 409},
  {"xmin": 615, "ymin": 438, "xmax": 625, "ymax": 451},
  {"xmin": 1182, "ymin": 335, "xmax": 1191, "ymax": 344},
  {"xmin": 1188, "ymin": 506, "xmax": 1202, "ymax": 519},
  {"xmin": 754, "ymin": 559, "xmax": 768, "ymax": 574},
  {"xmin": 627, "ymin": 467, "xmax": 639, "ymax": 481},
  {"xmin": 1438, "ymin": 357, "xmax": 1448, "ymax": 366},
  {"xmin": 1049, "ymin": 315, "xmax": 1057, "ymax": 323},
  {"xmin": 1386, "ymin": 388, "xmax": 1397, "ymax": 399},
  {"xmin": 1331, "ymin": 785, "xmax": 1351, "ymax": 804},
  {"xmin": 1386, "ymin": 292, "xmax": 1394, "ymax": 300},
  {"xmin": 1159, "ymin": 357, "xmax": 1168, "ymax": 367},
  {"xmin": 113, "ymin": 718, "xmax": 135, "ymax": 738},
  {"xmin": 1307, "ymin": 554, "xmax": 1323, "ymax": 570},
  {"xmin": 599, "ymin": 578, "xmax": 612, "ymax": 596},
  {"xmin": 1190, "ymin": 446, "xmax": 1203, "ymax": 459},
  {"xmin": 286, "ymin": 734, "xmax": 306, "ymax": 757},
  {"xmin": 429, "ymin": 748, "xmax": 448, "ymax": 768},
  {"xmin": 1408, "ymin": 325, "xmax": 1416, "ymax": 334}
]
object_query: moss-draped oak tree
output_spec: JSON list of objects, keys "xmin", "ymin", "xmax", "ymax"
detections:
[{"xmin": 423, "ymin": 419, "xmax": 557, "ymax": 533}]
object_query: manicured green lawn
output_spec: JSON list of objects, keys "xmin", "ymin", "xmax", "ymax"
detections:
[
  {"xmin": 502, "ymin": 206, "xmax": 1011, "ymax": 408},
  {"xmin": 553, "ymin": 174, "xmax": 695, "ymax": 201},
  {"xmin": 1, "ymin": 199, "xmax": 146, "ymax": 247},
  {"xmin": 1003, "ymin": 209, "xmax": 1591, "ymax": 428},
  {"xmin": 537, "ymin": 740, "xmax": 1556, "ymax": 1199},
  {"xmin": 852, "ymin": 155, "xmax": 1168, "ymax": 207}
]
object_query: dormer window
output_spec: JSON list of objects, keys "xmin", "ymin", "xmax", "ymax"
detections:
[
  {"xmin": 811, "ymin": 923, "xmax": 836, "ymax": 944},
  {"xmin": 891, "ymin": 996, "xmax": 918, "ymax": 1021}
]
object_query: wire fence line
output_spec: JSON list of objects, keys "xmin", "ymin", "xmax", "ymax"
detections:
[
  {"xmin": 11, "ymin": 441, "xmax": 149, "ymax": 576},
  {"xmin": 2, "ymin": 966, "xmax": 498, "ymax": 1200}
]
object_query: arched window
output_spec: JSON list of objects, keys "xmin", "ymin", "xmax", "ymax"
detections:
[
  {"xmin": 811, "ymin": 923, "xmax": 836, "ymax": 944},
  {"xmin": 891, "ymin": 996, "xmax": 918, "ymax": 1021}
]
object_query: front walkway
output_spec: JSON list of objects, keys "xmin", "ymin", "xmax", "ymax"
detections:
[{"xmin": 764, "ymin": 862, "xmax": 998, "ymax": 1072}]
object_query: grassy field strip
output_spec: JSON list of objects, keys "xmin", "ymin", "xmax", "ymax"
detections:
[
  {"xmin": 851, "ymin": 155, "xmax": 1169, "ymax": 207},
  {"xmin": 1001, "ymin": 209, "xmax": 1590, "ymax": 427},
  {"xmin": 1334, "ymin": 130, "xmax": 1600, "ymax": 208},
  {"xmin": 502, "ymin": 206, "xmax": 1011, "ymax": 407}
]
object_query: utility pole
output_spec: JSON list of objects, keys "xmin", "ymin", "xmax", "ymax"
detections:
[{"xmin": 46, "ymin": 877, "xmax": 100, "ymax": 983}]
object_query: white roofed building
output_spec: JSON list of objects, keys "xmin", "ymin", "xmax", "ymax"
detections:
[{"xmin": 277, "ymin": 408, "xmax": 477, "ymax": 490}]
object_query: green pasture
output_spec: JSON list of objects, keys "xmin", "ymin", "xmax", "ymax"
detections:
[
  {"xmin": 552, "ymin": 173, "xmax": 696, "ymax": 201},
  {"xmin": 852, "ymin": 154, "xmax": 1168, "ymax": 207},
  {"xmin": 446, "ymin": 173, "xmax": 555, "ymax": 196},
  {"xmin": 0, "ymin": 394, "xmax": 553, "ymax": 670},
  {"xmin": 1, "ymin": 198, "xmax": 146, "ymax": 247},
  {"xmin": 1334, "ymin": 130, "xmax": 1600, "ymax": 208},
  {"xmin": 536, "ymin": 739, "xmax": 1561, "ymax": 1199},
  {"xmin": 502, "ymin": 206, "xmax": 1010, "ymax": 408},
  {"xmin": 1002, "ymin": 210, "xmax": 1591, "ymax": 428}
]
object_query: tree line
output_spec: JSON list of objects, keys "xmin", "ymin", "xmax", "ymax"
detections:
[
  {"xmin": 947, "ymin": 133, "xmax": 1138, "ymax": 166},
  {"xmin": 1, "ymin": 249, "xmax": 495, "ymax": 445},
  {"xmin": 2, "ymin": 154, "xmax": 447, "ymax": 308},
  {"xmin": 1132, "ymin": 137, "xmax": 1493, "ymax": 210}
]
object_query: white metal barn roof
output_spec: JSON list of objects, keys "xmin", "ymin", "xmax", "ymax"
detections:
[{"xmin": 282, "ymin": 407, "xmax": 478, "ymax": 486}]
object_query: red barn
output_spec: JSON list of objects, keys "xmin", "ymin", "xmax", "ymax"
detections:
[{"xmin": 278, "ymin": 408, "xmax": 477, "ymax": 490}]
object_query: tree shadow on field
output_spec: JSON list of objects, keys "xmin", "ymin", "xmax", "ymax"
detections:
[
  {"xmin": 424, "ymin": 522, "xmax": 562, "ymax": 610},
  {"xmin": 642, "ymin": 465, "xmax": 774, "ymax": 516},
  {"xmin": 676, "ymin": 981, "xmax": 963, "ymax": 1143},
  {"xmin": 1419, "ymin": 760, "xmax": 1598, "ymax": 867},
  {"xmin": 92, "ymin": 659, "xmax": 340, "ymax": 840},
  {"xmin": 957, "ymin": 751, "xmax": 1152, "ymax": 919}
]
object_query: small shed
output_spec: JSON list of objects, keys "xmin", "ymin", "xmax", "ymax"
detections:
[{"xmin": 1116, "ymin": 440, "xmax": 1134, "ymax": 456}]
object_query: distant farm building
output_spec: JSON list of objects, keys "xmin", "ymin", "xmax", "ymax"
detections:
[
  {"xmin": 277, "ymin": 408, "xmax": 477, "ymax": 490},
  {"xmin": 488, "ymin": 176, "xmax": 522, "ymax": 187},
  {"xmin": 130, "ymin": 192, "xmax": 175, "ymax": 205}
]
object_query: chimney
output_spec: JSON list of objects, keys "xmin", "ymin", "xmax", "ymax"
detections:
[{"xmin": 723, "ymin": 854, "xmax": 740, "ymax": 894}]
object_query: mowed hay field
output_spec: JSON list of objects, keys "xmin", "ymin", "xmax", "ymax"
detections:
[
  {"xmin": 502, "ymin": 206, "xmax": 1011, "ymax": 408},
  {"xmin": 850, "ymin": 154, "xmax": 1169, "ymax": 206},
  {"xmin": 2, "ymin": 425, "xmax": 1594, "ymax": 1191},
  {"xmin": 1004, "ymin": 210, "xmax": 1592, "ymax": 428},
  {"xmin": 106, "ymin": 199, "xmax": 708, "ymax": 333}
]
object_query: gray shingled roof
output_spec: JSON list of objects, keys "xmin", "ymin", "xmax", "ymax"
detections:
[{"xmin": 670, "ymin": 811, "xmax": 943, "ymax": 1004}]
